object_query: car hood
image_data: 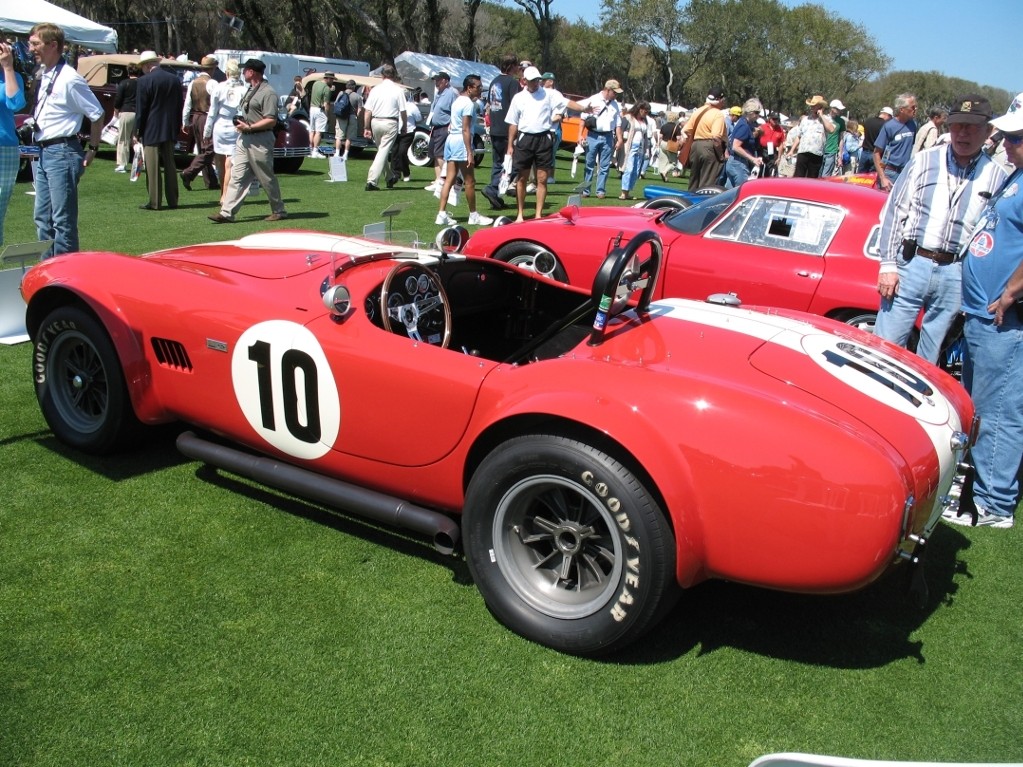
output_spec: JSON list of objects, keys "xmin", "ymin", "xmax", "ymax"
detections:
[{"xmin": 144, "ymin": 231, "xmax": 417, "ymax": 280}]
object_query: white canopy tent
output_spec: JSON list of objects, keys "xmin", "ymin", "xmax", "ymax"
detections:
[
  {"xmin": 375, "ymin": 52, "xmax": 501, "ymax": 101},
  {"xmin": 0, "ymin": 0, "xmax": 118, "ymax": 52}
]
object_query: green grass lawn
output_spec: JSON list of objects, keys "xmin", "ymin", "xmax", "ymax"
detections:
[{"xmin": 1, "ymin": 151, "xmax": 1021, "ymax": 767}]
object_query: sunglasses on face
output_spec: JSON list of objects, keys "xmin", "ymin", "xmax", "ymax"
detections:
[{"xmin": 1004, "ymin": 133, "xmax": 1023, "ymax": 146}]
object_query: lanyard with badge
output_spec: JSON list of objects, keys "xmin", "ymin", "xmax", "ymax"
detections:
[
  {"xmin": 31, "ymin": 57, "xmax": 65, "ymax": 138},
  {"xmin": 962, "ymin": 168, "xmax": 1022, "ymax": 259}
]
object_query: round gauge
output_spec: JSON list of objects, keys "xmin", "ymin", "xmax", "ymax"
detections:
[
  {"xmin": 405, "ymin": 274, "xmax": 420, "ymax": 294},
  {"xmin": 417, "ymin": 273, "xmax": 432, "ymax": 294}
]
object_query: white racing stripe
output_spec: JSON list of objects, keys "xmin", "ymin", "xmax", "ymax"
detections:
[{"xmin": 653, "ymin": 299, "xmax": 962, "ymax": 498}]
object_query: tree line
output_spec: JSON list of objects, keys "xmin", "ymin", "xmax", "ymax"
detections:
[{"xmin": 63, "ymin": 0, "xmax": 1014, "ymax": 119}]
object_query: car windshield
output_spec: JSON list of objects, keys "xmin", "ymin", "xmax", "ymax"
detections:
[{"xmin": 661, "ymin": 188, "xmax": 739, "ymax": 234}]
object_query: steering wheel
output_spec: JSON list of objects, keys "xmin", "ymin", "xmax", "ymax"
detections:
[
  {"xmin": 381, "ymin": 262, "xmax": 452, "ymax": 348},
  {"xmin": 588, "ymin": 230, "xmax": 663, "ymax": 346}
]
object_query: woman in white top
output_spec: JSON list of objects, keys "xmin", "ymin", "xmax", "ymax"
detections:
[
  {"xmin": 619, "ymin": 101, "xmax": 650, "ymax": 199},
  {"xmin": 436, "ymin": 76, "xmax": 492, "ymax": 227},
  {"xmin": 203, "ymin": 59, "xmax": 247, "ymax": 205}
]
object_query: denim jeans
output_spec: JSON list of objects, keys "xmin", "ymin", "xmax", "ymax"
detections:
[
  {"xmin": 0, "ymin": 145, "xmax": 18, "ymax": 246},
  {"xmin": 485, "ymin": 134, "xmax": 509, "ymax": 197},
  {"xmin": 620, "ymin": 143, "xmax": 643, "ymax": 193},
  {"xmin": 858, "ymin": 150, "xmax": 875, "ymax": 173},
  {"xmin": 583, "ymin": 132, "xmax": 613, "ymax": 195},
  {"xmin": 34, "ymin": 141, "xmax": 86, "ymax": 257},
  {"xmin": 874, "ymin": 256, "xmax": 961, "ymax": 364},
  {"xmin": 723, "ymin": 157, "xmax": 751, "ymax": 188},
  {"xmin": 962, "ymin": 313, "xmax": 1023, "ymax": 518},
  {"xmin": 821, "ymin": 152, "xmax": 839, "ymax": 177}
]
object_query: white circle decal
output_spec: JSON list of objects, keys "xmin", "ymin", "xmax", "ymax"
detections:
[{"xmin": 231, "ymin": 320, "xmax": 341, "ymax": 459}]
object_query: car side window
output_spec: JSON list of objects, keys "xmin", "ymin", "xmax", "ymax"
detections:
[
  {"xmin": 864, "ymin": 224, "xmax": 882, "ymax": 260},
  {"xmin": 706, "ymin": 197, "xmax": 843, "ymax": 257}
]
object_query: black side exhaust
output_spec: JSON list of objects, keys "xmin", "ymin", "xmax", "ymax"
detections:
[{"xmin": 176, "ymin": 431, "xmax": 460, "ymax": 555}]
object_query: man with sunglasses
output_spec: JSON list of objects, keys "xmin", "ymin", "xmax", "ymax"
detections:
[{"xmin": 951, "ymin": 107, "xmax": 1023, "ymax": 529}]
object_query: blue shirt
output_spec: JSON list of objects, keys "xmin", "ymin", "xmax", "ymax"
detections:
[
  {"xmin": 1, "ymin": 70, "xmax": 27, "ymax": 147},
  {"xmin": 730, "ymin": 117, "xmax": 758, "ymax": 167},
  {"xmin": 430, "ymin": 86, "xmax": 457, "ymax": 127},
  {"xmin": 874, "ymin": 117, "xmax": 917, "ymax": 170},
  {"xmin": 962, "ymin": 170, "xmax": 1023, "ymax": 318}
]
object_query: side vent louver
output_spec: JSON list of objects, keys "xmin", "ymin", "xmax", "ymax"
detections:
[{"xmin": 151, "ymin": 338, "xmax": 194, "ymax": 371}]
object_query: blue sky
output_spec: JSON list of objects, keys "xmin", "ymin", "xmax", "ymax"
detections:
[{"xmin": 548, "ymin": 0, "xmax": 1019, "ymax": 94}]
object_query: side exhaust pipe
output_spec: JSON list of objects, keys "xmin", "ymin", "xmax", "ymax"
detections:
[{"xmin": 176, "ymin": 431, "xmax": 460, "ymax": 555}]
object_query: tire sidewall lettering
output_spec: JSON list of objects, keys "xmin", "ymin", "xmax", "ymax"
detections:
[
  {"xmin": 579, "ymin": 466, "xmax": 641, "ymax": 623},
  {"xmin": 34, "ymin": 318, "xmax": 78, "ymax": 384}
]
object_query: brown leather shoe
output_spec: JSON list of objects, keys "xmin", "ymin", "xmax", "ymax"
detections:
[
  {"xmin": 264, "ymin": 212, "xmax": 288, "ymax": 222},
  {"xmin": 208, "ymin": 213, "xmax": 234, "ymax": 223}
]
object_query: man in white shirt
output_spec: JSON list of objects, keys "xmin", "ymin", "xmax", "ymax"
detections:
[
  {"xmin": 28, "ymin": 22, "xmax": 104, "ymax": 257},
  {"xmin": 362, "ymin": 64, "xmax": 407, "ymax": 191},
  {"xmin": 577, "ymin": 80, "xmax": 625, "ymax": 198},
  {"xmin": 505, "ymin": 66, "xmax": 561, "ymax": 222}
]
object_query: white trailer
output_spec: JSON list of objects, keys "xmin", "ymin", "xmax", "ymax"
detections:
[{"xmin": 213, "ymin": 50, "xmax": 370, "ymax": 96}]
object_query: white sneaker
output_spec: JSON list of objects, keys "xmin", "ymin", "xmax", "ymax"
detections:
[
  {"xmin": 468, "ymin": 212, "xmax": 493, "ymax": 226},
  {"xmin": 424, "ymin": 182, "xmax": 440, "ymax": 192},
  {"xmin": 943, "ymin": 505, "xmax": 1014, "ymax": 528},
  {"xmin": 526, "ymin": 182, "xmax": 537, "ymax": 193},
  {"xmin": 114, "ymin": 165, "xmax": 127, "ymax": 173},
  {"xmin": 435, "ymin": 211, "xmax": 457, "ymax": 226}
]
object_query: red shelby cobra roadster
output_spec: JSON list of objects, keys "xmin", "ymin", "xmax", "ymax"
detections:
[{"xmin": 22, "ymin": 229, "xmax": 972, "ymax": 655}]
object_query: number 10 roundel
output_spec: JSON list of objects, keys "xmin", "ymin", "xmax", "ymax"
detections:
[{"xmin": 231, "ymin": 321, "xmax": 341, "ymax": 460}]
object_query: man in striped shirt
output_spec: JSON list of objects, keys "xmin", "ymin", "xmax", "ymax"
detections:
[{"xmin": 874, "ymin": 94, "xmax": 1007, "ymax": 364}]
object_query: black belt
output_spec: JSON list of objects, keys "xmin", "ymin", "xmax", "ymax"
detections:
[
  {"xmin": 37, "ymin": 135, "xmax": 79, "ymax": 148},
  {"xmin": 916, "ymin": 247, "xmax": 958, "ymax": 265},
  {"xmin": 589, "ymin": 130, "xmax": 611, "ymax": 136},
  {"xmin": 884, "ymin": 163, "xmax": 903, "ymax": 172},
  {"xmin": 373, "ymin": 116, "xmax": 399, "ymax": 120}
]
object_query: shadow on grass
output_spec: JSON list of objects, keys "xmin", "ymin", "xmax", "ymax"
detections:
[
  {"xmin": 191, "ymin": 462, "xmax": 474, "ymax": 585},
  {"xmin": 32, "ymin": 424, "xmax": 192, "ymax": 481},
  {"xmin": 617, "ymin": 524, "xmax": 974, "ymax": 669},
  {"xmin": 28, "ymin": 424, "xmax": 979, "ymax": 669}
]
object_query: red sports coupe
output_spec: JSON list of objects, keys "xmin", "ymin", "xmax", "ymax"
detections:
[{"xmin": 463, "ymin": 178, "xmax": 887, "ymax": 333}]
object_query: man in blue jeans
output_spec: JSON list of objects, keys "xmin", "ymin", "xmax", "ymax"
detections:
[
  {"xmin": 28, "ymin": 23, "xmax": 104, "ymax": 257},
  {"xmin": 949, "ymin": 105, "xmax": 1023, "ymax": 529},
  {"xmin": 874, "ymin": 94, "xmax": 1006, "ymax": 364},
  {"xmin": 577, "ymin": 80, "xmax": 624, "ymax": 198}
]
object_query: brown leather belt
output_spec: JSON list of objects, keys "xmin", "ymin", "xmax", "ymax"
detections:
[{"xmin": 916, "ymin": 247, "xmax": 957, "ymax": 265}]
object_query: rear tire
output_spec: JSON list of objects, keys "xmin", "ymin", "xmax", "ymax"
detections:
[
  {"xmin": 409, "ymin": 130, "xmax": 431, "ymax": 167},
  {"xmin": 463, "ymin": 435, "xmax": 678, "ymax": 655},
  {"xmin": 493, "ymin": 241, "xmax": 569, "ymax": 283},
  {"xmin": 33, "ymin": 306, "xmax": 144, "ymax": 454}
]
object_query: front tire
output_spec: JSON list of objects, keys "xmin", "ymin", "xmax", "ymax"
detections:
[
  {"xmin": 33, "ymin": 306, "xmax": 143, "ymax": 454},
  {"xmin": 463, "ymin": 435, "xmax": 678, "ymax": 655}
]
